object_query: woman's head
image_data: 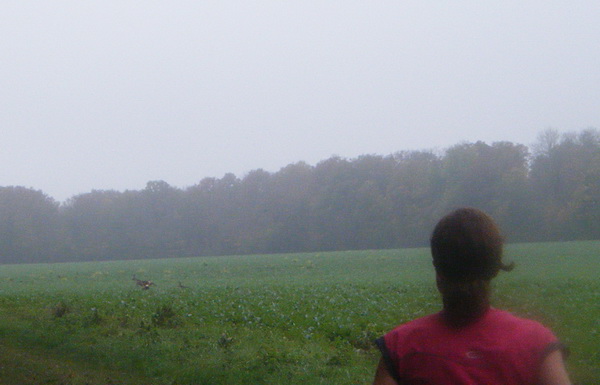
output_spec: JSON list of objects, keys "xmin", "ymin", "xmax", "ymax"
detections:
[{"xmin": 431, "ymin": 208, "xmax": 512, "ymax": 282}]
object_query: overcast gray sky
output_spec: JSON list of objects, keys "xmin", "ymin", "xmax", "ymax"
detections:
[{"xmin": 1, "ymin": 2, "xmax": 599, "ymax": 202}]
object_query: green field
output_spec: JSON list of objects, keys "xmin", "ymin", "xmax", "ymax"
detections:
[{"xmin": 0, "ymin": 241, "xmax": 598, "ymax": 384}]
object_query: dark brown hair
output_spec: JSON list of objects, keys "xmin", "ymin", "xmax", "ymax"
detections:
[{"xmin": 431, "ymin": 208, "xmax": 513, "ymax": 282}]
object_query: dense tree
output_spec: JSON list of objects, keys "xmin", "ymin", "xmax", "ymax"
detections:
[
  {"xmin": 63, "ymin": 190, "xmax": 130, "ymax": 260},
  {"xmin": 1, "ymin": 129, "xmax": 599, "ymax": 263},
  {"xmin": 385, "ymin": 150, "xmax": 444, "ymax": 247},
  {"xmin": 440, "ymin": 141, "xmax": 533, "ymax": 240},
  {"xmin": 267, "ymin": 162, "xmax": 315, "ymax": 253},
  {"xmin": 0, "ymin": 187, "xmax": 62, "ymax": 263},
  {"xmin": 530, "ymin": 128, "xmax": 600, "ymax": 239}
]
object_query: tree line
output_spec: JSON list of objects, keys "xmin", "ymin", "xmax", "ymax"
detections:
[{"xmin": 1, "ymin": 128, "xmax": 599, "ymax": 264}]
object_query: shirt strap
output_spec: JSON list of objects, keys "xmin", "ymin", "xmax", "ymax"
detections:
[{"xmin": 375, "ymin": 336, "xmax": 402, "ymax": 384}]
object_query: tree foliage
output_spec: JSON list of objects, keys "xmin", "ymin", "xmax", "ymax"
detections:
[{"xmin": 1, "ymin": 129, "xmax": 599, "ymax": 263}]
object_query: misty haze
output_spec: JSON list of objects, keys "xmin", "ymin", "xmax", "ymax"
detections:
[{"xmin": 0, "ymin": 2, "xmax": 598, "ymax": 385}]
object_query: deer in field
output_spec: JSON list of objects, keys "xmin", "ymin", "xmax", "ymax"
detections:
[{"xmin": 132, "ymin": 275, "xmax": 155, "ymax": 290}]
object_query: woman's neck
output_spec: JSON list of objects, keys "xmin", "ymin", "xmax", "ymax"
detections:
[{"xmin": 440, "ymin": 279, "xmax": 491, "ymax": 327}]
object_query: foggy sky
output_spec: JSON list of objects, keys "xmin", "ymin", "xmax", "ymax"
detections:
[{"xmin": 1, "ymin": 2, "xmax": 599, "ymax": 202}]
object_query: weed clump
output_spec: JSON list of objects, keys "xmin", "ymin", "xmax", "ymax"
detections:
[
  {"xmin": 349, "ymin": 330, "xmax": 377, "ymax": 351},
  {"xmin": 51, "ymin": 301, "xmax": 70, "ymax": 318},
  {"xmin": 152, "ymin": 305, "xmax": 179, "ymax": 328},
  {"xmin": 137, "ymin": 320, "xmax": 160, "ymax": 344},
  {"xmin": 85, "ymin": 307, "xmax": 103, "ymax": 326},
  {"xmin": 217, "ymin": 333, "xmax": 234, "ymax": 349}
]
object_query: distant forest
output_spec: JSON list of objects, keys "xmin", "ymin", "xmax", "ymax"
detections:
[{"xmin": 1, "ymin": 128, "xmax": 599, "ymax": 264}]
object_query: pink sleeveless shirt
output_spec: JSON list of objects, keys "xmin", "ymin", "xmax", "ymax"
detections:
[{"xmin": 377, "ymin": 308, "xmax": 562, "ymax": 385}]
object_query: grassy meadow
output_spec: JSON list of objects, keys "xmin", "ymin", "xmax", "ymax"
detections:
[{"xmin": 0, "ymin": 241, "xmax": 598, "ymax": 384}]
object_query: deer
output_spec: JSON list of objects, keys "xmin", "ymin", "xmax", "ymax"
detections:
[{"xmin": 132, "ymin": 275, "xmax": 155, "ymax": 290}]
